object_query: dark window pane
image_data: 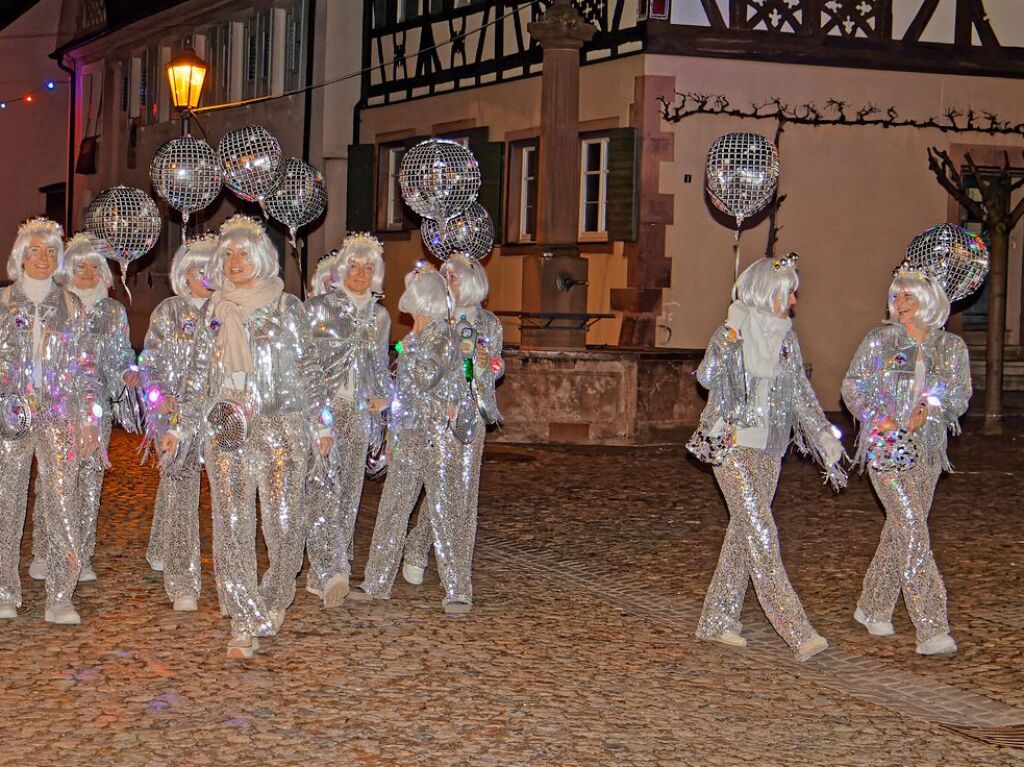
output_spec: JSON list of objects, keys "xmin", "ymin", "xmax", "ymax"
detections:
[{"xmin": 585, "ymin": 174, "xmax": 600, "ymax": 202}]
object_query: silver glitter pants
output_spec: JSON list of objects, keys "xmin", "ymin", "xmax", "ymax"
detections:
[
  {"xmin": 305, "ymin": 397, "xmax": 369, "ymax": 591},
  {"xmin": 360, "ymin": 426, "xmax": 471, "ymax": 605},
  {"xmin": 697, "ymin": 448, "xmax": 818, "ymax": 650},
  {"xmin": 0, "ymin": 420, "xmax": 81, "ymax": 610},
  {"xmin": 78, "ymin": 414, "xmax": 112, "ymax": 567},
  {"xmin": 403, "ymin": 426, "xmax": 484, "ymax": 577},
  {"xmin": 151, "ymin": 462, "xmax": 203, "ymax": 601},
  {"xmin": 858, "ymin": 462, "xmax": 949, "ymax": 642},
  {"xmin": 205, "ymin": 412, "xmax": 309, "ymax": 637}
]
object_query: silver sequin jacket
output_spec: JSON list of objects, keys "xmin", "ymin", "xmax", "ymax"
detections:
[
  {"xmin": 304, "ymin": 291, "xmax": 391, "ymax": 402},
  {"xmin": 688, "ymin": 324, "xmax": 845, "ymax": 487},
  {"xmin": 80, "ymin": 296, "xmax": 136, "ymax": 404},
  {"xmin": 140, "ymin": 296, "xmax": 205, "ymax": 402},
  {"xmin": 457, "ymin": 305, "xmax": 504, "ymax": 424},
  {"xmin": 842, "ymin": 323, "xmax": 971, "ymax": 471}
]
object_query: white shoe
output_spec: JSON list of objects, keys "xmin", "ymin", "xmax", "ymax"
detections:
[
  {"xmin": 226, "ymin": 635, "xmax": 259, "ymax": 659},
  {"xmin": 443, "ymin": 600, "xmax": 472, "ymax": 616},
  {"xmin": 28, "ymin": 558, "xmax": 46, "ymax": 581},
  {"xmin": 323, "ymin": 573, "xmax": 350, "ymax": 608},
  {"xmin": 149, "ymin": 560, "xmax": 164, "ymax": 573},
  {"xmin": 854, "ymin": 607, "xmax": 895, "ymax": 637},
  {"xmin": 78, "ymin": 565, "xmax": 97, "ymax": 583},
  {"xmin": 917, "ymin": 634, "xmax": 957, "ymax": 656},
  {"xmin": 0, "ymin": 603, "xmax": 16, "ymax": 619},
  {"xmin": 346, "ymin": 588, "xmax": 375, "ymax": 603},
  {"xmin": 708, "ymin": 630, "xmax": 747, "ymax": 648},
  {"xmin": 45, "ymin": 606, "xmax": 82, "ymax": 625},
  {"xmin": 796, "ymin": 635, "xmax": 829, "ymax": 663},
  {"xmin": 305, "ymin": 582, "xmax": 323, "ymax": 599},
  {"xmin": 402, "ymin": 563, "xmax": 424, "ymax": 586},
  {"xmin": 173, "ymin": 596, "xmax": 198, "ymax": 612}
]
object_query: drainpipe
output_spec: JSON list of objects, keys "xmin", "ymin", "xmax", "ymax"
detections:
[
  {"xmin": 56, "ymin": 53, "xmax": 76, "ymax": 231},
  {"xmin": 298, "ymin": 0, "xmax": 317, "ymax": 299}
]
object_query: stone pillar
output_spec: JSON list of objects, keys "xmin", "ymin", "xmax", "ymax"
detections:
[{"xmin": 522, "ymin": 0, "xmax": 595, "ymax": 349}]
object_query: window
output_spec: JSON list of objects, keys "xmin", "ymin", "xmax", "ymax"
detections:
[
  {"xmin": 638, "ymin": 0, "xmax": 670, "ymax": 20},
  {"xmin": 506, "ymin": 138, "xmax": 538, "ymax": 243},
  {"xmin": 285, "ymin": 1, "xmax": 304, "ymax": 91},
  {"xmin": 383, "ymin": 144, "xmax": 407, "ymax": 231},
  {"xmin": 206, "ymin": 22, "xmax": 232, "ymax": 106},
  {"xmin": 243, "ymin": 10, "xmax": 273, "ymax": 100},
  {"xmin": 145, "ymin": 45, "xmax": 159, "ymax": 124},
  {"xmin": 579, "ymin": 136, "xmax": 609, "ymax": 239}
]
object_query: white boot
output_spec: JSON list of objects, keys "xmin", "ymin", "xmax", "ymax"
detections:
[
  {"xmin": 402, "ymin": 562, "xmax": 424, "ymax": 586},
  {"xmin": 323, "ymin": 573, "xmax": 350, "ymax": 608},
  {"xmin": 854, "ymin": 607, "xmax": 894, "ymax": 637},
  {"xmin": 708, "ymin": 630, "xmax": 747, "ymax": 648},
  {"xmin": 78, "ymin": 564, "xmax": 97, "ymax": 583},
  {"xmin": 28, "ymin": 558, "xmax": 46, "ymax": 581},
  {"xmin": 227, "ymin": 634, "xmax": 259, "ymax": 659},
  {"xmin": 173, "ymin": 596, "xmax": 198, "ymax": 612},
  {"xmin": 45, "ymin": 606, "xmax": 81, "ymax": 625},
  {"xmin": 917, "ymin": 634, "xmax": 957, "ymax": 656},
  {"xmin": 0, "ymin": 603, "xmax": 16, "ymax": 619},
  {"xmin": 796, "ymin": 634, "xmax": 829, "ymax": 663}
]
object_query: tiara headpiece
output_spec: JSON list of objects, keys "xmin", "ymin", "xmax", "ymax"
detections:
[
  {"xmin": 772, "ymin": 252, "xmax": 799, "ymax": 271},
  {"xmin": 64, "ymin": 232, "xmax": 111, "ymax": 261},
  {"xmin": 340, "ymin": 232, "xmax": 383, "ymax": 257},
  {"xmin": 186, "ymin": 232, "xmax": 220, "ymax": 251},
  {"xmin": 18, "ymin": 217, "xmax": 63, "ymax": 240},
  {"xmin": 892, "ymin": 259, "xmax": 925, "ymax": 279},
  {"xmin": 219, "ymin": 214, "xmax": 265, "ymax": 238}
]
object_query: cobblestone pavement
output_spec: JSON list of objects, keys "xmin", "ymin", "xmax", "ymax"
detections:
[{"xmin": 2, "ymin": 423, "xmax": 1024, "ymax": 766}]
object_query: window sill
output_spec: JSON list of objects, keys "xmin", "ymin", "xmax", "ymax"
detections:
[{"xmin": 578, "ymin": 232, "xmax": 609, "ymax": 243}]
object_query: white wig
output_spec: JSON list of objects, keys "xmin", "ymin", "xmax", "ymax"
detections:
[
  {"xmin": 9, "ymin": 217, "xmax": 65, "ymax": 282},
  {"xmin": 733, "ymin": 255, "xmax": 799, "ymax": 315},
  {"xmin": 332, "ymin": 232, "xmax": 385, "ymax": 294},
  {"xmin": 170, "ymin": 234, "xmax": 219, "ymax": 297},
  {"xmin": 209, "ymin": 215, "xmax": 279, "ymax": 290},
  {"xmin": 888, "ymin": 269, "xmax": 950, "ymax": 329},
  {"xmin": 442, "ymin": 253, "xmax": 488, "ymax": 308},
  {"xmin": 56, "ymin": 233, "xmax": 114, "ymax": 290},
  {"xmin": 398, "ymin": 264, "xmax": 448, "ymax": 320},
  {"xmin": 311, "ymin": 251, "xmax": 339, "ymax": 296}
]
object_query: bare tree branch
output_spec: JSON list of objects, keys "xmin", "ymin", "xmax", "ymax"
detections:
[{"xmin": 927, "ymin": 148, "xmax": 988, "ymax": 221}]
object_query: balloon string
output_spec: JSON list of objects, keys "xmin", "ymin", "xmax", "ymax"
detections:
[
  {"xmin": 120, "ymin": 267, "xmax": 133, "ymax": 305},
  {"xmin": 733, "ymin": 229, "xmax": 742, "ymax": 280}
]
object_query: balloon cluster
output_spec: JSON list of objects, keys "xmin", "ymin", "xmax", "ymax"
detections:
[{"xmin": 399, "ymin": 139, "xmax": 493, "ymax": 262}]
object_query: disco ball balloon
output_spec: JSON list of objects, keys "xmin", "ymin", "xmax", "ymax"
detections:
[
  {"xmin": 207, "ymin": 399, "xmax": 251, "ymax": 451},
  {"xmin": 399, "ymin": 139, "xmax": 481, "ymax": 222},
  {"xmin": 705, "ymin": 133, "xmax": 780, "ymax": 230},
  {"xmin": 217, "ymin": 125, "xmax": 285, "ymax": 205},
  {"xmin": 905, "ymin": 223, "xmax": 990, "ymax": 303},
  {"xmin": 421, "ymin": 202, "xmax": 494, "ymax": 261},
  {"xmin": 264, "ymin": 158, "xmax": 328, "ymax": 246},
  {"xmin": 150, "ymin": 136, "xmax": 223, "ymax": 233},
  {"xmin": 84, "ymin": 186, "xmax": 162, "ymax": 268},
  {"xmin": 0, "ymin": 393, "xmax": 32, "ymax": 441}
]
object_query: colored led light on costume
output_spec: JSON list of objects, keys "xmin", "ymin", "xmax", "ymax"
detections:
[
  {"xmin": 91, "ymin": 402, "xmax": 103, "ymax": 419},
  {"xmin": 830, "ymin": 425, "xmax": 843, "ymax": 440},
  {"xmin": 925, "ymin": 394, "xmax": 942, "ymax": 407},
  {"xmin": 490, "ymin": 358, "xmax": 501, "ymax": 374},
  {"xmin": 146, "ymin": 388, "xmax": 161, "ymax": 404},
  {"xmin": 394, "ymin": 340, "xmax": 403, "ymax": 355},
  {"xmin": 320, "ymin": 407, "xmax": 334, "ymax": 427}
]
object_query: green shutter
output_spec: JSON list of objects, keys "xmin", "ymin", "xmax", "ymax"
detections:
[
  {"xmin": 469, "ymin": 139, "xmax": 505, "ymax": 237},
  {"xmin": 606, "ymin": 127, "xmax": 638, "ymax": 242},
  {"xmin": 346, "ymin": 144, "xmax": 375, "ymax": 232}
]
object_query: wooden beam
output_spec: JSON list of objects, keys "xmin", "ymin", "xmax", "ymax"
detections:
[
  {"xmin": 904, "ymin": 0, "xmax": 941, "ymax": 42},
  {"xmin": 699, "ymin": 0, "xmax": 726, "ymax": 28}
]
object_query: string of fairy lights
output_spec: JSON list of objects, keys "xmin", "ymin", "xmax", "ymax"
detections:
[{"xmin": 0, "ymin": 78, "xmax": 67, "ymax": 111}]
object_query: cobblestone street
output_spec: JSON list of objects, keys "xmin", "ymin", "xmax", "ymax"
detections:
[{"xmin": 2, "ymin": 423, "xmax": 1024, "ymax": 766}]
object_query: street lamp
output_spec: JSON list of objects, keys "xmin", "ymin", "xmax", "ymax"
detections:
[{"xmin": 166, "ymin": 48, "xmax": 207, "ymax": 135}]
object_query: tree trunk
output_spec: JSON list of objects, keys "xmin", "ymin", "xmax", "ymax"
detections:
[{"xmin": 983, "ymin": 224, "xmax": 1009, "ymax": 433}]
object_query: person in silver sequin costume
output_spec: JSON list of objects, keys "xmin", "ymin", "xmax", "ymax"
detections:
[
  {"xmin": 162, "ymin": 216, "xmax": 331, "ymax": 658},
  {"xmin": 303, "ymin": 233, "xmax": 391, "ymax": 608},
  {"xmin": 26, "ymin": 234, "xmax": 140, "ymax": 586},
  {"xmin": 0, "ymin": 218, "xmax": 102, "ymax": 625},
  {"xmin": 688, "ymin": 255, "xmax": 846, "ymax": 662},
  {"xmin": 401, "ymin": 254, "xmax": 504, "ymax": 595},
  {"xmin": 843, "ymin": 267, "xmax": 971, "ymax": 657},
  {"xmin": 348, "ymin": 265, "xmax": 477, "ymax": 614},
  {"xmin": 140, "ymin": 235, "xmax": 217, "ymax": 612},
  {"xmin": 310, "ymin": 250, "xmax": 339, "ymax": 297}
]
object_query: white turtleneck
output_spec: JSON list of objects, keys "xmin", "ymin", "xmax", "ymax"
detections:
[
  {"xmin": 189, "ymin": 295, "xmax": 207, "ymax": 309},
  {"xmin": 19, "ymin": 276, "xmax": 54, "ymax": 386},
  {"xmin": 342, "ymin": 285, "xmax": 373, "ymax": 311},
  {"xmin": 71, "ymin": 284, "xmax": 108, "ymax": 313}
]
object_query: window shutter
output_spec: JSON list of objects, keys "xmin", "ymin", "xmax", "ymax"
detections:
[
  {"xmin": 346, "ymin": 144, "xmax": 376, "ymax": 232},
  {"xmin": 468, "ymin": 139, "xmax": 505, "ymax": 237},
  {"xmin": 402, "ymin": 135, "xmax": 430, "ymax": 230},
  {"xmin": 606, "ymin": 127, "xmax": 638, "ymax": 242}
]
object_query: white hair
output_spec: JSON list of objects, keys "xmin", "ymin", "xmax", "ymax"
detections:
[
  {"xmin": 56, "ymin": 233, "xmax": 114, "ymax": 290},
  {"xmin": 8, "ymin": 218, "xmax": 64, "ymax": 282},
  {"xmin": 170, "ymin": 236, "xmax": 218, "ymax": 297},
  {"xmin": 209, "ymin": 221, "xmax": 279, "ymax": 290},
  {"xmin": 442, "ymin": 254, "xmax": 488, "ymax": 308},
  {"xmin": 398, "ymin": 267, "xmax": 448, "ymax": 320},
  {"xmin": 332, "ymin": 237, "xmax": 385, "ymax": 294},
  {"xmin": 311, "ymin": 251, "xmax": 338, "ymax": 296},
  {"xmin": 732, "ymin": 257, "xmax": 799, "ymax": 315},
  {"xmin": 887, "ymin": 271, "xmax": 950, "ymax": 329}
]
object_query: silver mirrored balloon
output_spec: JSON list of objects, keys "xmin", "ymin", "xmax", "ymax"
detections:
[
  {"xmin": 207, "ymin": 399, "xmax": 251, "ymax": 451},
  {"xmin": 264, "ymin": 158, "xmax": 328, "ymax": 246},
  {"xmin": 150, "ymin": 136, "xmax": 223, "ymax": 231},
  {"xmin": 421, "ymin": 202, "xmax": 494, "ymax": 261},
  {"xmin": 399, "ymin": 139, "xmax": 481, "ymax": 222},
  {"xmin": 84, "ymin": 186, "xmax": 162, "ymax": 267},
  {"xmin": 217, "ymin": 125, "xmax": 285, "ymax": 204},
  {"xmin": 0, "ymin": 393, "xmax": 32, "ymax": 441},
  {"xmin": 705, "ymin": 133, "xmax": 780, "ymax": 229},
  {"xmin": 905, "ymin": 223, "xmax": 990, "ymax": 303}
]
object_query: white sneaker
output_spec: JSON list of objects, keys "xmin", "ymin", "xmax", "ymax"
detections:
[
  {"xmin": 0, "ymin": 603, "xmax": 16, "ymax": 619},
  {"xmin": 323, "ymin": 573, "xmax": 350, "ymax": 608},
  {"xmin": 305, "ymin": 582, "xmax": 323, "ymax": 599},
  {"xmin": 28, "ymin": 558, "xmax": 46, "ymax": 580},
  {"xmin": 173, "ymin": 596, "xmax": 198, "ymax": 612},
  {"xmin": 444, "ymin": 601, "xmax": 472, "ymax": 616},
  {"xmin": 854, "ymin": 607, "xmax": 895, "ymax": 637},
  {"xmin": 45, "ymin": 606, "xmax": 81, "ymax": 625},
  {"xmin": 402, "ymin": 563, "xmax": 425, "ymax": 586},
  {"xmin": 708, "ymin": 630, "xmax": 747, "ymax": 648},
  {"xmin": 78, "ymin": 565, "xmax": 97, "ymax": 583},
  {"xmin": 149, "ymin": 560, "xmax": 164, "ymax": 573},
  {"xmin": 917, "ymin": 634, "xmax": 957, "ymax": 656},
  {"xmin": 796, "ymin": 634, "xmax": 829, "ymax": 662}
]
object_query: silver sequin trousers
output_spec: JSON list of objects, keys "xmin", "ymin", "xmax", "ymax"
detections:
[
  {"xmin": 205, "ymin": 413, "xmax": 309, "ymax": 638},
  {"xmin": 0, "ymin": 421, "xmax": 81, "ymax": 609},
  {"xmin": 148, "ymin": 461, "xmax": 202, "ymax": 602},
  {"xmin": 305, "ymin": 397, "xmax": 369, "ymax": 591},
  {"xmin": 857, "ymin": 462, "xmax": 949, "ymax": 642},
  {"xmin": 697, "ymin": 448, "xmax": 819, "ymax": 651},
  {"xmin": 360, "ymin": 426, "xmax": 473, "ymax": 606}
]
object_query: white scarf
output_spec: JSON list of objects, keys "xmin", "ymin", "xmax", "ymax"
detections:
[
  {"xmin": 18, "ymin": 276, "xmax": 54, "ymax": 386},
  {"xmin": 342, "ymin": 285, "xmax": 373, "ymax": 311},
  {"xmin": 726, "ymin": 301, "xmax": 791, "ymax": 379},
  {"xmin": 71, "ymin": 285, "xmax": 108, "ymax": 312}
]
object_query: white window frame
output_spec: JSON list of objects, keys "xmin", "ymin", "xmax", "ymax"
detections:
[
  {"xmin": 578, "ymin": 136, "xmax": 609, "ymax": 241},
  {"xmin": 518, "ymin": 145, "xmax": 537, "ymax": 243},
  {"xmin": 385, "ymin": 146, "xmax": 405, "ymax": 230}
]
